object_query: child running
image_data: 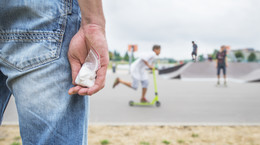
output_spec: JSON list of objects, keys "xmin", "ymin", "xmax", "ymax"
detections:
[{"xmin": 113, "ymin": 45, "xmax": 161, "ymax": 102}]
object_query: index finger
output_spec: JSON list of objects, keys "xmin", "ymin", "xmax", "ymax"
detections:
[{"xmin": 87, "ymin": 64, "xmax": 108, "ymax": 95}]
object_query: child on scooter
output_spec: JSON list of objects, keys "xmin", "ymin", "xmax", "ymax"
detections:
[{"xmin": 113, "ymin": 45, "xmax": 161, "ymax": 102}]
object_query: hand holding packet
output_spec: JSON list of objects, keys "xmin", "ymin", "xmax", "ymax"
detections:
[{"xmin": 75, "ymin": 48, "xmax": 100, "ymax": 87}]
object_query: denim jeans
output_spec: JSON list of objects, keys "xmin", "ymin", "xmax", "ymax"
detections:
[{"xmin": 0, "ymin": 0, "xmax": 89, "ymax": 144}]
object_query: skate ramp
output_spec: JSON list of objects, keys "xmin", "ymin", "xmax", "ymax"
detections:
[
  {"xmin": 159, "ymin": 62, "xmax": 192, "ymax": 79},
  {"xmin": 159, "ymin": 62, "xmax": 260, "ymax": 82},
  {"xmin": 239, "ymin": 69, "xmax": 260, "ymax": 82}
]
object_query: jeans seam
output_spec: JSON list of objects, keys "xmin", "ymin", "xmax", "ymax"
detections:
[{"xmin": 0, "ymin": 32, "xmax": 63, "ymax": 42}]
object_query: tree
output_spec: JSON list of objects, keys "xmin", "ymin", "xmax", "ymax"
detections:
[
  {"xmin": 212, "ymin": 49, "xmax": 218, "ymax": 60},
  {"xmin": 113, "ymin": 50, "xmax": 122, "ymax": 61},
  {"xmin": 123, "ymin": 52, "xmax": 129, "ymax": 61},
  {"xmin": 235, "ymin": 51, "xmax": 244, "ymax": 62},
  {"xmin": 198, "ymin": 54, "xmax": 204, "ymax": 62},
  {"xmin": 131, "ymin": 53, "xmax": 136, "ymax": 62},
  {"xmin": 168, "ymin": 58, "xmax": 177, "ymax": 63},
  {"xmin": 248, "ymin": 52, "xmax": 256, "ymax": 62},
  {"xmin": 109, "ymin": 51, "xmax": 113, "ymax": 60}
]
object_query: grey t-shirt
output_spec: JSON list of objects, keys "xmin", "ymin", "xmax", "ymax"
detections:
[{"xmin": 193, "ymin": 44, "xmax": 198, "ymax": 52}]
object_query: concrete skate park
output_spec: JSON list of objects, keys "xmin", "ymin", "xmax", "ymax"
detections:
[
  {"xmin": 2, "ymin": 62, "xmax": 260, "ymax": 125},
  {"xmin": 159, "ymin": 62, "xmax": 260, "ymax": 82}
]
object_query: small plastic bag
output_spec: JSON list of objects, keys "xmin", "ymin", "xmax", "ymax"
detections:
[{"xmin": 75, "ymin": 48, "xmax": 100, "ymax": 87}]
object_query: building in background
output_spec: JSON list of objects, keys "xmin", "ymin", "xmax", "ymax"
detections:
[{"xmin": 231, "ymin": 48, "xmax": 260, "ymax": 62}]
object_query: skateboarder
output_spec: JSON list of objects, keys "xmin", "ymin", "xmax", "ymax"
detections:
[
  {"xmin": 191, "ymin": 41, "xmax": 198, "ymax": 61},
  {"xmin": 113, "ymin": 45, "xmax": 161, "ymax": 102},
  {"xmin": 216, "ymin": 45, "xmax": 228, "ymax": 85}
]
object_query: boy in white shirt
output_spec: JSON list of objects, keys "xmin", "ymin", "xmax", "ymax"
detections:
[{"xmin": 113, "ymin": 45, "xmax": 161, "ymax": 102}]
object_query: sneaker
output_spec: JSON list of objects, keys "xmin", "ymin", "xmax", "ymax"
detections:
[
  {"xmin": 140, "ymin": 98, "xmax": 149, "ymax": 103},
  {"xmin": 112, "ymin": 77, "xmax": 120, "ymax": 88},
  {"xmin": 216, "ymin": 81, "xmax": 220, "ymax": 86}
]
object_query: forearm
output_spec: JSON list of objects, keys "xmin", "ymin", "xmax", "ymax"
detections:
[
  {"xmin": 78, "ymin": 0, "xmax": 105, "ymax": 28},
  {"xmin": 143, "ymin": 60, "xmax": 153, "ymax": 69}
]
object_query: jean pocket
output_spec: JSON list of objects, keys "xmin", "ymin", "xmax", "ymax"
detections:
[
  {"xmin": 0, "ymin": 0, "xmax": 73, "ymax": 71},
  {"xmin": 0, "ymin": 31, "xmax": 64, "ymax": 71}
]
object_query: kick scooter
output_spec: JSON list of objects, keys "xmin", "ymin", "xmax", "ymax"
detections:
[{"xmin": 129, "ymin": 68, "xmax": 161, "ymax": 107}]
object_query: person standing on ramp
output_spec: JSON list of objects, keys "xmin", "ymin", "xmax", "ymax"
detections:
[{"xmin": 191, "ymin": 41, "xmax": 198, "ymax": 61}]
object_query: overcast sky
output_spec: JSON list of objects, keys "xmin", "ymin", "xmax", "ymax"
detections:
[{"xmin": 103, "ymin": 0, "xmax": 260, "ymax": 60}]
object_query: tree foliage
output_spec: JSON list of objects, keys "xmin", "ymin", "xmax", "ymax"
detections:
[
  {"xmin": 235, "ymin": 51, "xmax": 244, "ymax": 59},
  {"xmin": 123, "ymin": 52, "xmax": 129, "ymax": 61},
  {"xmin": 113, "ymin": 50, "xmax": 122, "ymax": 61},
  {"xmin": 109, "ymin": 51, "xmax": 113, "ymax": 60},
  {"xmin": 248, "ymin": 52, "xmax": 256, "ymax": 62},
  {"xmin": 212, "ymin": 49, "xmax": 218, "ymax": 60}
]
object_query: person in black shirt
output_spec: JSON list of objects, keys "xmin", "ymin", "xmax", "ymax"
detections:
[
  {"xmin": 216, "ymin": 45, "xmax": 228, "ymax": 85},
  {"xmin": 191, "ymin": 41, "xmax": 198, "ymax": 61}
]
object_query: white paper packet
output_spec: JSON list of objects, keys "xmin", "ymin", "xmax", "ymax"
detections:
[{"xmin": 75, "ymin": 48, "xmax": 100, "ymax": 87}]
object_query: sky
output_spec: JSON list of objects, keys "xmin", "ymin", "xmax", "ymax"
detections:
[{"xmin": 103, "ymin": 0, "xmax": 260, "ymax": 60}]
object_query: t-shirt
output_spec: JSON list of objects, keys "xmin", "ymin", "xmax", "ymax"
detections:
[
  {"xmin": 217, "ymin": 51, "xmax": 226, "ymax": 65},
  {"xmin": 130, "ymin": 52, "xmax": 157, "ymax": 81},
  {"xmin": 193, "ymin": 44, "xmax": 198, "ymax": 52}
]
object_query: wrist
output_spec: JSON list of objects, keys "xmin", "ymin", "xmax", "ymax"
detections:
[
  {"xmin": 78, "ymin": 0, "xmax": 106, "ymax": 28},
  {"xmin": 81, "ymin": 16, "xmax": 106, "ymax": 28},
  {"xmin": 80, "ymin": 23, "xmax": 106, "ymax": 38}
]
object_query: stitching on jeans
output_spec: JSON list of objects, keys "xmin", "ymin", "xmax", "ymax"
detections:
[
  {"xmin": 0, "ymin": 39, "xmax": 60, "ymax": 40},
  {"xmin": 0, "ymin": 0, "xmax": 69, "ymax": 72},
  {"xmin": 0, "ymin": 32, "xmax": 63, "ymax": 42},
  {"xmin": 0, "ymin": 32, "xmax": 62, "ymax": 34}
]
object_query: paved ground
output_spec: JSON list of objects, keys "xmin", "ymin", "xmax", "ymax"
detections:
[{"xmin": 2, "ymin": 70, "xmax": 260, "ymax": 125}]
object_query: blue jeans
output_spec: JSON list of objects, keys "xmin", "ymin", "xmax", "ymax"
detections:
[{"xmin": 0, "ymin": 0, "xmax": 89, "ymax": 144}]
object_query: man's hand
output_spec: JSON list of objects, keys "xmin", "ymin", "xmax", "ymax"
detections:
[{"xmin": 68, "ymin": 24, "xmax": 109, "ymax": 96}]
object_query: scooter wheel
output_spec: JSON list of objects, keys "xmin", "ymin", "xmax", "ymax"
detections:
[
  {"xmin": 129, "ymin": 101, "xmax": 134, "ymax": 106},
  {"xmin": 155, "ymin": 101, "xmax": 161, "ymax": 107}
]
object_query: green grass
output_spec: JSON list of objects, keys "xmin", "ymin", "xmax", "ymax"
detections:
[
  {"xmin": 10, "ymin": 142, "xmax": 20, "ymax": 145},
  {"xmin": 13, "ymin": 136, "xmax": 21, "ymax": 140},
  {"xmin": 177, "ymin": 139, "xmax": 185, "ymax": 144},
  {"xmin": 162, "ymin": 140, "xmax": 171, "ymax": 144},
  {"xmin": 191, "ymin": 133, "xmax": 199, "ymax": 138},
  {"xmin": 140, "ymin": 141, "xmax": 150, "ymax": 145},
  {"xmin": 100, "ymin": 139, "xmax": 110, "ymax": 145}
]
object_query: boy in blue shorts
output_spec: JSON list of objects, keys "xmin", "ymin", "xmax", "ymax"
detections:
[{"xmin": 216, "ymin": 45, "xmax": 228, "ymax": 85}]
